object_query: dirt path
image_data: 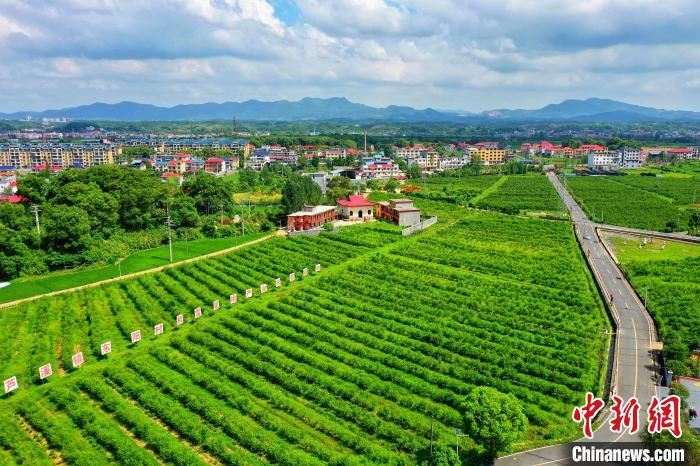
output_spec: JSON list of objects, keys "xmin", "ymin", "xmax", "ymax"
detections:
[{"xmin": 0, "ymin": 231, "xmax": 285, "ymax": 310}]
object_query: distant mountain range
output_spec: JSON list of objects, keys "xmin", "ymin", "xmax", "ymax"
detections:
[{"xmin": 2, "ymin": 97, "xmax": 700, "ymax": 123}]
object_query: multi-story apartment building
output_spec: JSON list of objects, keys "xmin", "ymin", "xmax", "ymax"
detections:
[
  {"xmin": 0, "ymin": 143, "xmax": 114, "ymax": 170},
  {"xmin": 358, "ymin": 162, "xmax": 404, "ymax": 180},
  {"xmin": 587, "ymin": 150, "xmax": 621, "ymax": 169},
  {"xmin": 439, "ymin": 156, "xmax": 470, "ymax": 171},
  {"xmin": 476, "ymin": 147, "xmax": 506, "ymax": 165},
  {"xmin": 618, "ymin": 146, "xmax": 641, "ymax": 168}
]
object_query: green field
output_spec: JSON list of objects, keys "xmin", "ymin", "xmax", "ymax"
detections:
[
  {"xmin": 0, "ymin": 232, "xmax": 268, "ymax": 304},
  {"xmin": 474, "ymin": 175, "xmax": 563, "ymax": 215},
  {"xmin": 403, "ymin": 174, "xmax": 503, "ymax": 205},
  {"xmin": 610, "ymin": 235, "xmax": 700, "ymax": 377},
  {"xmin": 564, "ymin": 175, "xmax": 696, "ymax": 231},
  {"xmin": 0, "ymin": 205, "xmax": 608, "ymax": 463}
]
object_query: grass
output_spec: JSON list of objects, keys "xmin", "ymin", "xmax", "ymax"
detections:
[
  {"xmin": 608, "ymin": 234, "xmax": 700, "ymax": 262},
  {"xmin": 0, "ymin": 232, "xmax": 269, "ymax": 304}
]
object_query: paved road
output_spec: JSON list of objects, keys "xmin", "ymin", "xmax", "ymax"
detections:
[{"xmin": 496, "ymin": 173, "xmax": 658, "ymax": 466}]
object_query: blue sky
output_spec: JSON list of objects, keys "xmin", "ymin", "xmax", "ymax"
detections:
[{"xmin": 1, "ymin": 0, "xmax": 700, "ymax": 113}]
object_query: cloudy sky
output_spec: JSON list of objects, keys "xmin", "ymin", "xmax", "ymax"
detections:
[{"xmin": 2, "ymin": 0, "xmax": 700, "ymax": 112}]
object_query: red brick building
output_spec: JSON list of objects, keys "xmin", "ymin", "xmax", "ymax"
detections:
[{"xmin": 287, "ymin": 205, "xmax": 337, "ymax": 231}]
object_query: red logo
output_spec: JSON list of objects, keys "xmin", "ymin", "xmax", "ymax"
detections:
[
  {"xmin": 609, "ymin": 395, "xmax": 640, "ymax": 434},
  {"xmin": 648, "ymin": 395, "xmax": 682, "ymax": 438},
  {"xmin": 572, "ymin": 392, "xmax": 605, "ymax": 438}
]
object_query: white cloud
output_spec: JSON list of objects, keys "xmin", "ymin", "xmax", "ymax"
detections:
[{"xmin": 2, "ymin": 0, "xmax": 700, "ymax": 112}]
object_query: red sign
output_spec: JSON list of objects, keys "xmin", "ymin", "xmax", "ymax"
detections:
[
  {"xmin": 131, "ymin": 330, "xmax": 141, "ymax": 344},
  {"xmin": 100, "ymin": 341, "xmax": 112, "ymax": 355},
  {"xmin": 194, "ymin": 307, "xmax": 202, "ymax": 318},
  {"xmin": 289, "ymin": 272, "xmax": 295, "ymax": 282},
  {"xmin": 572, "ymin": 392, "xmax": 605, "ymax": 439},
  {"xmin": 303, "ymin": 267, "xmax": 308, "ymax": 277},
  {"xmin": 648, "ymin": 395, "xmax": 682, "ymax": 438},
  {"xmin": 71, "ymin": 352, "xmax": 84, "ymax": 368},
  {"xmin": 213, "ymin": 300, "xmax": 220, "ymax": 311},
  {"xmin": 39, "ymin": 363, "xmax": 53, "ymax": 380},
  {"xmin": 260, "ymin": 283, "xmax": 268, "ymax": 293},
  {"xmin": 230, "ymin": 294, "xmax": 237, "ymax": 304},
  {"xmin": 245, "ymin": 288, "xmax": 253, "ymax": 298},
  {"xmin": 154, "ymin": 323, "xmax": 164, "ymax": 336},
  {"xmin": 275, "ymin": 278, "xmax": 281, "ymax": 288},
  {"xmin": 315, "ymin": 263, "xmax": 321, "ymax": 272},
  {"xmin": 176, "ymin": 313, "xmax": 184, "ymax": 326},
  {"xmin": 4, "ymin": 376, "xmax": 18, "ymax": 394}
]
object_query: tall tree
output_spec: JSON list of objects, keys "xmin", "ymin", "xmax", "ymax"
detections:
[
  {"xmin": 281, "ymin": 174, "xmax": 322, "ymax": 214},
  {"xmin": 463, "ymin": 386, "xmax": 528, "ymax": 459}
]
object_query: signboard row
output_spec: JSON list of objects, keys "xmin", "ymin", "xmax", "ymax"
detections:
[{"xmin": 3, "ymin": 264, "xmax": 322, "ymax": 394}]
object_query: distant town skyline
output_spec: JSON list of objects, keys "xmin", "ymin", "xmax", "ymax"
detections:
[{"xmin": 2, "ymin": 0, "xmax": 700, "ymax": 113}]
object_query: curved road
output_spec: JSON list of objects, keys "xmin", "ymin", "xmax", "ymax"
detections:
[{"xmin": 497, "ymin": 173, "xmax": 658, "ymax": 465}]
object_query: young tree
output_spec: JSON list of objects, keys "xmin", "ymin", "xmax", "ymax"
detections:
[
  {"xmin": 463, "ymin": 386, "xmax": 528, "ymax": 459},
  {"xmin": 423, "ymin": 443, "xmax": 461, "ymax": 466},
  {"xmin": 326, "ymin": 175, "xmax": 352, "ymax": 203},
  {"xmin": 384, "ymin": 177, "xmax": 399, "ymax": 192}
]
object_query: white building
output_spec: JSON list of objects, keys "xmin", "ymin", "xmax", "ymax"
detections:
[
  {"xmin": 439, "ymin": 156, "xmax": 470, "ymax": 171},
  {"xmin": 359, "ymin": 162, "xmax": 403, "ymax": 180},
  {"xmin": 618, "ymin": 147, "xmax": 641, "ymax": 169},
  {"xmin": 587, "ymin": 151, "xmax": 621, "ymax": 170}
]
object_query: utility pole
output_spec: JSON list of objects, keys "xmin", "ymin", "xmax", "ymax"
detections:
[
  {"xmin": 220, "ymin": 204, "xmax": 225, "ymax": 225},
  {"xmin": 31, "ymin": 205, "xmax": 41, "ymax": 243},
  {"xmin": 644, "ymin": 287, "xmax": 649, "ymax": 309},
  {"xmin": 165, "ymin": 203, "xmax": 173, "ymax": 262}
]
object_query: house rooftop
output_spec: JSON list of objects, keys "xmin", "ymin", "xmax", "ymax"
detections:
[
  {"xmin": 287, "ymin": 205, "xmax": 337, "ymax": 217},
  {"xmin": 337, "ymin": 195, "xmax": 375, "ymax": 208}
]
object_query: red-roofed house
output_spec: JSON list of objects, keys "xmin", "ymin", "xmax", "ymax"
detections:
[
  {"xmin": 0, "ymin": 195, "xmax": 26, "ymax": 204},
  {"xmin": 667, "ymin": 148, "xmax": 693, "ymax": 160},
  {"xmin": 204, "ymin": 157, "xmax": 226, "ymax": 175},
  {"xmin": 336, "ymin": 195, "xmax": 375, "ymax": 221}
]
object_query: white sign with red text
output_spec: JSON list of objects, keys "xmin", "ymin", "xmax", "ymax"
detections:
[
  {"xmin": 72, "ymin": 352, "xmax": 84, "ymax": 368},
  {"xmin": 213, "ymin": 300, "xmax": 220, "ymax": 311},
  {"xmin": 260, "ymin": 283, "xmax": 268, "ymax": 294},
  {"xmin": 194, "ymin": 307, "xmax": 202, "ymax": 319},
  {"xmin": 39, "ymin": 363, "xmax": 52, "ymax": 380},
  {"xmin": 275, "ymin": 278, "xmax": 281, "ymax": 288},
  {"xmin": 245, "ymin": 288, "xmax": 253, "ymax": 298},
  {"xmin": 154, "ymin": 323, "xmax": 164, "ymax": 336},
  {"xmin": 303, "ymin": 267, "xmax": 308, "ymax": 277},
  {"xmin": 230, "ymin": 294, "xmax": 237, "ymax": 304},
  {"xmin": 3, "ymin": 376, "xmax": 18, "ymax": 394},
  {"xmin": 101, "ymin": 341, "xmax": 112, "ymax": 355},
  {"xmin": 176, "ymin": 313, "xmax": 184, "ymax": 326},
  {"xmin": 315, "ymin": 263, "xmax": 321, "ymax": 272},
  {"xmin": 131, "ymin": 330, "xmax": 141, "ymax": 344},
  {"xmin": 289, "ymin": 272, "xmax": 295, "ymax": 282}
]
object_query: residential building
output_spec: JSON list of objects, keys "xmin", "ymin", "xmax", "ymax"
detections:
[
  {"xmin": 204, "ymin": 157, "xmax": 226, "ymax": 175},
  {"xmin": 358, "ymin": 162, "xmax": 404, "ymax": 180},
  {"xmin": 336, "ymin": 195, "xmax": 375, "ymax": 221},
  {"xmin": 286, "ymin": 204, "xmax": 337, "ymax": 231},
  {"xmin": 0, "ymin": 143, "xmax": 115, "ymax": 170},
  {"xmin": 377, "ymin": 199, "xmax": 421, "ymax": 226},
  {"xmin": 439, "ymin": 156, "xmax": 469, "ymax": 171},
  {"xmin": 587, "ymin": 151, "xmax": 621, "ymax": 169},
  {"xmin": 667, "ymin": 148, "xmax": 694, "ymax": 160},
  {"xmin": 618, "ymin": 147, "xmax": 641, "ymax": 168},
  {"xmin": 476, "ymin": 147, "xmax": 506, "ymax": 165}
]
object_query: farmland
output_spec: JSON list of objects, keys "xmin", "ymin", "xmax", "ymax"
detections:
[
  {"xmin": 564, "ymin": 175, "xmax": 697, "ymax": 231},
  {"xmin": 0, "ymin": 232, "xmax": 269, "ymax": 304},
  {"xmin": 402, "ymin": 174, "xmax": 503, "ymax": 205},
  {"xmin": 474, "ymin": 175, "xmax": 563, "ymax": 215},
  {"xmin": 610, "ymin": 235, "xmax": 700, "ymax": 377},
  {"xmin": 0, "ymin": 205, "xmax": 608, "ymax": 463}
]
